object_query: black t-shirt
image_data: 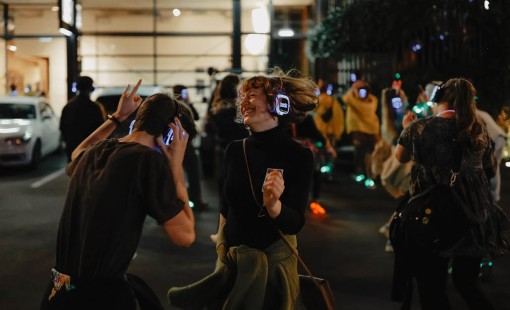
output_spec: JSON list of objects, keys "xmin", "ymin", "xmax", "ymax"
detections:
[
  {"xmin": 56, "ymin": 139, "xmax": 184, "ymax": 278},
  {"xmin": 221, "ymin": 126, "xmax": 314, "ymax": 249}
]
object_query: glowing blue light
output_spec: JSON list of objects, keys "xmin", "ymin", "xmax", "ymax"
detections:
[
  {"xmin": 439, "ymin": 35, "xmax": 445, "ymax": 40},
  {"xmin": 350, "ymin": 73, "xmax": 357, "ymax": 82},
  {"xmin": 189, "ymin": 201, "xmax": 195, "ymax": 208},
  {"xmin": 412, "ymin": 43, "xmax": 422, "ymax": 52}
]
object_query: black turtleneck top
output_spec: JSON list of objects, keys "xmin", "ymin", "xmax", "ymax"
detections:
[{"xmin": 220, "ymin": 125, "xmax": 314, "ymax": 249}]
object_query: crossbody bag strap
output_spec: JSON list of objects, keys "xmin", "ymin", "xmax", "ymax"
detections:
[
  {"xmin": 241, "ymin": 138, "xmax": 317, "ymax": 280},
  {"xmin": 450, "ymin": 141, "xmax": 463, "ymax": 186}
]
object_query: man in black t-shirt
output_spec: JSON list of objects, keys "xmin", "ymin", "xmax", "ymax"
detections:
[{"xmin": 41, "ymin": 80, "xmax": 196, "ymax": 310}]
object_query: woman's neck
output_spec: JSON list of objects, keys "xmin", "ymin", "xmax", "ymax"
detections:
[{"xmin": 249, "ymin": 121, "xmax": 278, "ymax": 133}]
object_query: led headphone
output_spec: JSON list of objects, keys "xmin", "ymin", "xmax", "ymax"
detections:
[
  {"xmin": 430, "ymin": 83, "xmax": 445, "ymax": 103},
  {"xmin": 270, "ymin": 82, "xmax": 290, "ymax": 116}
]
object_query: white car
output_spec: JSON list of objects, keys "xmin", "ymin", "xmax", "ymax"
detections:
[{"xmin": 0, "ymin": 96, "xmax": 61, "ymax": 168}]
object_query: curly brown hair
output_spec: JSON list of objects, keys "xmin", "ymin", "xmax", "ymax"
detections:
[{"xmin": 236, "ymin": 67, "xmax": 319, "ymax": 125}]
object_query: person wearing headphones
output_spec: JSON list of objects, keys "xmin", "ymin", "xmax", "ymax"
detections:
[{"xmin": 168, "ymin": 67, "xmax": 318, "ymax": 309}]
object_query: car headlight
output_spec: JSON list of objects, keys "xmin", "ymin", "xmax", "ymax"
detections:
[{"xmin": 5, "ymin": 135, "xmax": 31, "ymax": 145}]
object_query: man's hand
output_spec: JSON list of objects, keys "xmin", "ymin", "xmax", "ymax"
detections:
[
  {"xmin": 156, "ymin": 117, "xmax": 189, "ymax": 167},
  {"xmin": 114, "ymin": 79, "xmax": 143, "ymax": 122}
]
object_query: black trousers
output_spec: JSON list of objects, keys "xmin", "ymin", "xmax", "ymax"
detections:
[{"xmin": 410, "ymin": 253, "xmax": 494, "ymax": 310}]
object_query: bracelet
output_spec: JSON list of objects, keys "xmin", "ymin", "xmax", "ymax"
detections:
[{"xmin": 107, "ymin": 114, "xmax": 121, "ymax": 127}]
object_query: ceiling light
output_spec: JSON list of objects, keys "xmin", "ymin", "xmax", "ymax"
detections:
[
  {"xmin": 7, "ymin": 45, "xmax": 17, "ymax": 52},
  {"xmin": 278, "ymin": 28, "xmax": 294, "ymax": 37},
  {"xmin": 173, "ymin": 8, "xmax": 181, "ymax": 17}
]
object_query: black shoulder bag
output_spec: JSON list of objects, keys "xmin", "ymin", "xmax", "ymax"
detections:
[
  {"xmin": 389, "ymin": 142, "xmax": 479, "ymax": 253},
  {"xmin": 242, "ymin": 139, "xmax": 335, "ymax": 310}
]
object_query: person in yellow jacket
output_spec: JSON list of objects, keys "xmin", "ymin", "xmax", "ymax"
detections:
[
  {"xmin": 342, "ymin": 79, "xmax": 380, "ymax": 189},
  {"xmin": 313, "ymin": 80, "xmax": 343, "ymax": 181}
]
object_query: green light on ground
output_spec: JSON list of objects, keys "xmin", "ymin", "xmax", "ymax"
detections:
[
  {"xmin": 320, "ymin": 166, "xmax": 331, "ymax": 173},
  {"xmin": 355, "ymin": 174, "xmax": 365, "ymax": 182}
]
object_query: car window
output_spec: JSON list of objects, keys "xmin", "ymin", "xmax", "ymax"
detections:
[
  {"xmin": 0, "ymin": 103, "xmax": 36, "ymax": 119},
  {"xmin": 39, "ymin": 102, "xmax": 55, "ymax": 118}
]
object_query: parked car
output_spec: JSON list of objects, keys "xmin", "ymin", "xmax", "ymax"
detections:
[{"xmin": 0, "ymin": 96, "xmax": 61, "ymax": 168}]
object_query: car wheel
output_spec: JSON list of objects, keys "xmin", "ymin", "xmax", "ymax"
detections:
[{"xmin": 30, "ymin": 140, "xmax": 42, "ymax": 169}]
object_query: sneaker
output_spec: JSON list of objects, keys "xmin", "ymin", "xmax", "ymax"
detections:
[
  {"xmin": 384, "ymin": 240, "xmax": 394, "ymax": 253},
  {"xmin": 352, "ymin": 173, "xmax": 366, "ymax": 183}
]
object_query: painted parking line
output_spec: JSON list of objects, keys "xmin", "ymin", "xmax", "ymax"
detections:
[{"xmin": 30, "ymin": 168, "xmax": 65, "ymax": 189}]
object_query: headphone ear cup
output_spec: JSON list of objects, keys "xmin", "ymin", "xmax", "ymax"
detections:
[
  {"xmin": 273, "ymin": 94, "xmax": 290, "ymax": 116},
  {"xmin": 431, "ymin": 85, "xmax": 444, "ymax": 103}
]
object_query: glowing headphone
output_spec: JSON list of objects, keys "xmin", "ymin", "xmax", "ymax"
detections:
[
  {"xmin": 271, "ymin": 82, "xmax": 290, "ymax": 116},
  {"xmin": 430, "ymin": 83, "xmax": 445, "ymax": 103},
  {"xmin": 271, "ymin": 93, "xmax": 290, "ymax": 116}
]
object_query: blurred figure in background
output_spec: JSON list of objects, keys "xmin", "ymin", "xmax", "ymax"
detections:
[
  {"xmin": 209, "ymin": 74, "xmax": 249, "ymax": 207},
  {"xmin": 292, "ymin": 112, "xmax": 336, "ymax": 214},
  {"xmin": 342, "ymin": 79, "xmax": 380, "ymax": 189},
  {"xmin": 60, "ymin": 76, "xmax": 105, "ymax": 162},
  {"xmin": 173, "ymin": 84, "xmax": 208, "ymax": 211},
  {"xmin": 9, "ymin": 84, "xmax": 18, "ymax": 96},
  {"xmin": 313, "ymin": 79, "xmax": 344, "ymax": 181},
  {"xmin": 476, "ymin": 106, "xmax": 507, "ymax": 203}
]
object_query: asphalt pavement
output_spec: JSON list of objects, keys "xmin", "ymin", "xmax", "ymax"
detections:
[{"xmin": 0, "ymin": 151, "xmax": 509, "ymax": 310}]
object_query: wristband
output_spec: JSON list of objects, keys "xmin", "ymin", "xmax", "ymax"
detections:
[{"xmin": 107, "ymin": 114, "xmax": 121, "ymax": 127}]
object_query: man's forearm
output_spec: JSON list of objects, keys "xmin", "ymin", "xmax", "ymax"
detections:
[{"xmin": 171, "ymin": 164, "xmax": 194, "ymax": 221}]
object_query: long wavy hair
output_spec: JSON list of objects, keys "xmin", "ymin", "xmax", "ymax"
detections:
[
  {"xmin": 236, "ymin": 67, "xmax": 319, "ymax": 125},
  {"xmin": 437, "ymin": 78, "xmax": 484, "ymax": 150}
]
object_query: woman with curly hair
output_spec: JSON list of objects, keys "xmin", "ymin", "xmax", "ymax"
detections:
[{"xmin": 168, "ymin": 67, "xmax": 319, "ymax": 309}]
